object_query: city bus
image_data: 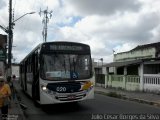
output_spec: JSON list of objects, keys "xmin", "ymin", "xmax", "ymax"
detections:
[{"xmin": 19, "ymin": 41, "xmax": 94, "ymax": 105}]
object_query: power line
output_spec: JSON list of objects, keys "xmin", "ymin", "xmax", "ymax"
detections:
[{"xmin": 39, "ymin": 7, "xmax": 52, "ymax": 42}]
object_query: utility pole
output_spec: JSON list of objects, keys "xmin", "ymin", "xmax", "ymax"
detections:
[
  {"xmin": 8, "ymin": 0, "xmax": 13, "ymax": 76},
  {"xmin": 0, "ymin": 1, "xmax": 35, "ymax": 77},
  {"xmin": 39, "ymin": 7, "xmax": 52, "ymax": 42}
]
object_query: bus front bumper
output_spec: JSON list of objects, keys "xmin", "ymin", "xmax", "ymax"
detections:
[{"xmin": 40, "ymin": 86, "xmax": 94, "ymax": 104}]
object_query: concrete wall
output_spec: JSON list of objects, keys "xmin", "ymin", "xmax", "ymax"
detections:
[
  {"xmin": 125, "ymin": 76, "xmax": 140, "ymax": 91},
  {"xmin": 114, "ymin": 47, "xmax": 156, "ymax": 62}
]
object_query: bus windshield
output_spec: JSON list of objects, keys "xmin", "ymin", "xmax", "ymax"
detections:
[{"xmin": 40, "ymin": 53, "xmax": 92, "ymax": 80}]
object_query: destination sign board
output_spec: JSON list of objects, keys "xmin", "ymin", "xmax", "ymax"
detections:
[
  {"xmin": 49, "ymin": 45, "xmax": 83, "ymax": 51},
  {"xmin": 41, "ymin": 42, "xmax": 90, "ymax": 53}
]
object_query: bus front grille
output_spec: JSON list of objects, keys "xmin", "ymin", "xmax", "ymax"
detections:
[{"xmin": 54, "ymin": 91, "xmax": 86, "ymax": 101}]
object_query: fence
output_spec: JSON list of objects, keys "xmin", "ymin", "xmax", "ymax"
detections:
[
  {"xmin": 96, "ymin": 74, "xmax": 140, "ymax": 91},
  {"xmin": 125, "ymin": 75, "xmax": 140, "ymax": 91},
  {"xmin": 143, "ymin": 74, "xmax": 160, "ymax": 93},
  {"xmin": 95, "ymin": 73, "xmax": 160, "ymax": 93}
]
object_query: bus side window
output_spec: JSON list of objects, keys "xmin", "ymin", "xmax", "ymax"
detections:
[{"xmin": 34, "ymin": 51, "xmax": 39, "ymax": 73}]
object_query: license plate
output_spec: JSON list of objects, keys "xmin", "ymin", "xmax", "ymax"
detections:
[{"xmin": 67, "ymin": 95, "xmax": 76, "ymax": 99}]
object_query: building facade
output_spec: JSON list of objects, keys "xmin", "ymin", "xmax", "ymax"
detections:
[
  {"xmin": 12, "ymin": 63, "xmax": 20, "ymax": 80},
  {"xmin": 0, "ymin": 34, "xmax": 7, "ymax": 78},
  {"xmin": 95, "ymin": 42, "xmax": 160, "ymax": 93}
]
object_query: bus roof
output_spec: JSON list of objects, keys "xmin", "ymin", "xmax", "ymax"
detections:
[{"xmin": 20, "ymin": 41, "xmax": 90, "ymax": 63}]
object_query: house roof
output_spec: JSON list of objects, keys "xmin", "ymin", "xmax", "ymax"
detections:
[
  {"xmin": 103, "ymin": 57, "xmax": 160, "ymax": 67},
  {"xmin": 103, "ymin": 59, "xmax": 142, "ymax": 67},
  {"xmin": 115, "ymin": 42, "xmax": 160, "ymax": 55},
  {"xmin": 144, "ymin": 60, "xmax": 160, "ymax": 64},
  {"xmin": 131, "ymin": 42, "xmax": 160, "ymax": 51}
]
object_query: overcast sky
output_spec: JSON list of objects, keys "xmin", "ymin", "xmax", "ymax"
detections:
[{"xmin": 0, "ymin": 0, "xmax": 160, "ymax": 63}]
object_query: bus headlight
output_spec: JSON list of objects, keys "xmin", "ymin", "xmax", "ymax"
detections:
[
  {"xmin": 41, "ymin": 85, "xmax": 56, "ymax": 95},
  {"xmin": 42, "ymin": 85, "xmax": 47, "ymax": 91}
]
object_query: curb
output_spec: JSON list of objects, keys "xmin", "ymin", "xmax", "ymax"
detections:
[
  {"xmin": 153, "ymin": 102, "xmax": 160, "ymax": 107},
  {"xmin": 14, "ymin": 87, "xmax": 26, "ymax": 120},
  {"xmin": 15, "ymin": 95, "xmax": 26, "ymax": 120},
  {"xmin": 95, "ymin": 90, "xmax": 160, "ymax": 107}
]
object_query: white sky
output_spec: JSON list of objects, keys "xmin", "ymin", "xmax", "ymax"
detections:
[{"xmin": 0, "ymin": 0, "xmax": 160, "ymax": 63}]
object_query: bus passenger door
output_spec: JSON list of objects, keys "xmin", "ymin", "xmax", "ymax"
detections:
[
  {"xmin": 24, "ymin": 61, "xmax": 27, "ymax": 91},
  {"xmin": 32, "ymin": 51, "xmax": 40, "ymax": 101}
]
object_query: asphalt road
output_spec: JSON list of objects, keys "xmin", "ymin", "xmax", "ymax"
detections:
[{"xmin": 16, "ymin": 88, "xmax": 160, "ymax": 120}]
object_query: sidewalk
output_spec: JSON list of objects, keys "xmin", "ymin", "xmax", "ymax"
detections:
[
  {"xmin": 8, "ymin": 99, "xmax": 25, "ymax": 120},
  {"xmin": 7, "ymin": 81, "xmax": 25, "ymax": 120},
  {"xmin": 95, "ymin": 86, "xmax": 160, "ymax": 107}
]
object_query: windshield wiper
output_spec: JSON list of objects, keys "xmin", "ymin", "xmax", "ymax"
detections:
[
  {"xmin": 63, "ymin": 59, "xmax": 66, "ymax": 73},
  {"xmin": 73, "ymin": 58, "xmax": 76, "ymax": 72}
]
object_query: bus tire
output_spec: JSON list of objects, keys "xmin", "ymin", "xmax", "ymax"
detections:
[{"xmin": 34, "ymin": 100, "xmax": 40, "ymax": 108}]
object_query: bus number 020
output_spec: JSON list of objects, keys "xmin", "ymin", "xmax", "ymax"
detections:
[{"xmin": 56, "ymin": 87, "xmax": 67, "ymax": 92}]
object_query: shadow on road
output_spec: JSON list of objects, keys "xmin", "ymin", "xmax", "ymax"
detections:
[{"xmin": 41, "ymin": 102, "xmax": 91, "ymax": 115}]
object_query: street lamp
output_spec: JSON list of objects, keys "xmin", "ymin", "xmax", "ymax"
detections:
[
  {"xmin": 12, "ymin": 12, "xmax": 36, "ymax": 23},
  {"xmin": 0, "ymin": 12, "xmax": 35, "ymax": 33},
  {"xmin": 7, "ymin": 11, "xmax": 35, "ymax": 76}
]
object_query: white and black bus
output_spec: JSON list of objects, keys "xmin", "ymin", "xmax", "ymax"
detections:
[{"xmin": 20, "ymin": 41, "xmax": 94, "ymax": 105}]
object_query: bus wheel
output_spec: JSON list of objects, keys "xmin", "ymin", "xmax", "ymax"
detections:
[
  {"xmin": 34, "ymin": 100, "xmax": 40, "ymax": 108},
  {"xmin": 32, "ymin": 91, "xmax": 40, "ymax": 107}
]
